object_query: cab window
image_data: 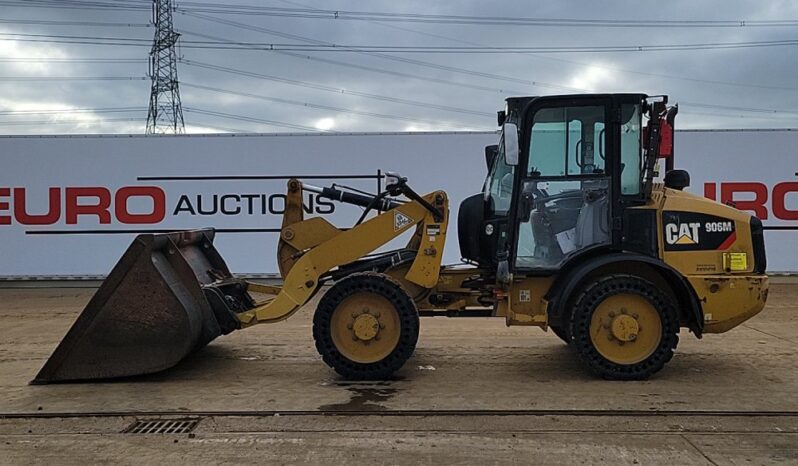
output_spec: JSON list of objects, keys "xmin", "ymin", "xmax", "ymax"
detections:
[
  {"xmin": 620, "ymin": 104, "xmax": 643, "ymax": 195},
  {"xmin": 527, "ymin": 106, "xmax": 606, "ymax": 177},
  {"xmin": 485, "ymin": 135, "xmax": 515, "ymax": 215}
]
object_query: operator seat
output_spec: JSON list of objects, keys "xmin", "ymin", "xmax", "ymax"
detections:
[{"xmin": 573, "ymin": 184, "xmax": 610, "ymax": 249}]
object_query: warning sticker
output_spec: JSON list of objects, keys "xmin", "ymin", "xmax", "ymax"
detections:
[
  {"xmin": 394, "ymin": 211, "xmax": 415, "ymax": 231},
  {"xmin": 723, "ymin": 252, "xmax": 748, "ymax": 271}
]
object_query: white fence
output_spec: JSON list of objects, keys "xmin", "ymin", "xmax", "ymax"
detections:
[{"xmin": 0, "ymin": 129, "xmax": 795, "ymax": 277}]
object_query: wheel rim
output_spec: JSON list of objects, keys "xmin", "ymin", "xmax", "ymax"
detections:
[
  {"xmin": 589, "ymin": 294, "xmax": 662, "ymax": 365},
  {"xmin": 330, "ymin": 291, "xmax": 402, "ymax": 364}
]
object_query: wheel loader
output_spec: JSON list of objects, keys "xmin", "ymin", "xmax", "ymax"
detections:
[{"xmin": 33, "ymin": 93, "xmax": 768, "ymax": 383}]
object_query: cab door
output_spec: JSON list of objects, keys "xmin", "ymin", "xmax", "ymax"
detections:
[{"xmin": 510, "ymin": 99, "xmax": 613, "ymax": 273}]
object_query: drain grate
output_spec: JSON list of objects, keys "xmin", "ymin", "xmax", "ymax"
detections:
[{"xmin": 123, "ymin": 418, "xmax": 200, "ymax": 434}]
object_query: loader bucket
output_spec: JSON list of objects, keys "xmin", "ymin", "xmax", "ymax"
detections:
[{"xmin": 32, "ymin": 229, "xmax": 240, "ymax": 384}]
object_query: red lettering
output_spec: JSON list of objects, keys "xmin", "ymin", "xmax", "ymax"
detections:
[
  {"xmin": 773, "ymin": 182, "xmax": 798, "ymax": 220},
  {"xmin": 13, "ymin": 187, "xmax": 60, "ymax": 225},
  {"xmin": 115, "ymin": 186, "xmax": 166, "ymax": 224},
  {"xmin": 65, "ymin": 187, "xmax": 111, "ymax": 224},
  {"xmin": 720, "ymin": 182, "xmax": 768, "ymax": 219},
  {"xmin": 0, "ymin": 188, "xmax": 9, "ymax": 225},
  {"xmin": 703, "ymin": 182, "xmax": 716, "ymax": 201}
]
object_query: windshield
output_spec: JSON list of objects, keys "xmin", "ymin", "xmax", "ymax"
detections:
[{"xmin": 484, "ymin": 132, "xmax": 516, "ymax": 215}]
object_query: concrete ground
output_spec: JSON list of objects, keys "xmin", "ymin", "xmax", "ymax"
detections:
[{"xmin": 0, "ymin": 279, "xmax": 796, "ymax": 465}]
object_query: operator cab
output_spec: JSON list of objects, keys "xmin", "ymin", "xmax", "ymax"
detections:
[{"xmin": 459, "ymin": 93, "xmax": 676, "ymax": 274}]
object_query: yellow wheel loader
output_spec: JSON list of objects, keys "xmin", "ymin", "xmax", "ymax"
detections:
[{"xmin": 33, "ymin": 94, "xmax": 769, "ymax": 383}]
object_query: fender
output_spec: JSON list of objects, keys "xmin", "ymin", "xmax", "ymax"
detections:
[{"xmin": 544, "ymin": 250, "xmax": 704, "ymax": 337}]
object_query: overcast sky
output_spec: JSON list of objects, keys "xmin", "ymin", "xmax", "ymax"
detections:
[{"xmin": 1, "ymin": 0, "xmax": 797, "ymax": 134}]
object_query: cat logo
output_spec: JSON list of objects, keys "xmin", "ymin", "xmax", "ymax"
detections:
[
  {"xmin": 394, "ymin": 211, "xmax": 414, "ymax": 231},
  {"xmin": 662, "ymin": 211, "xmax": 736, "ymax": 251},
  {"xmin": 665, "ymin": 222, "xmax": 700, "ymax": 245}
]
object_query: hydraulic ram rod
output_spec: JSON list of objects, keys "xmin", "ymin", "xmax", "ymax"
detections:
[{"xmin": 303, "ymin": 183, "xmax": 401, "ymax": 211}]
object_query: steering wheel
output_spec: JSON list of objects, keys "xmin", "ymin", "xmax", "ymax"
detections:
[{"xmin": 532, "ymin": 189, "xmax": 580, "ymax": 209}]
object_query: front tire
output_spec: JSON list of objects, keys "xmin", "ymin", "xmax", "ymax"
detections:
[
  {"xmin": 570, "ymin": 274, "xmax": 679, "ymax": 380},
  {"xmin": 313, "ymin": 272, "xmax": 419, "ymax": 380}
]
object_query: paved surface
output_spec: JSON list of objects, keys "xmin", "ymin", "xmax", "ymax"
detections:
[{"xmin": 0, "ymin": 279, "xmax": 796, "ymax": 464}]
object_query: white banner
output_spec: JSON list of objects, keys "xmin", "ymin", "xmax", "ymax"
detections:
[
  {"xmin": 676, "ymin": 130, "xmax": 797, "ymax": 272},
  {"xmin": 0, "ymin": 129, "xmax": 795, "ymax": 277}
]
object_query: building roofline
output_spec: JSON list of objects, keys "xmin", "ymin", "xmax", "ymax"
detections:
[{"xmin": 0, "ymin": 128, "xmax": 796, "ymax": 139}]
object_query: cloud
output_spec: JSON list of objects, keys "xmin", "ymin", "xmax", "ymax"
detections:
[
  {"xmin": 0, "ymin": 0, "xmax": 796, "ymax": 134},
  {"xmin": 313, "ymin": 117, "xmax": 335, "ymax": 130},
  {"xmin": 567, "ymin": 64, "xmax": 613, "ymax": 93},
  {"xmin": 0, "ymin": 29, "xmax": 69, "ymax": 74}
]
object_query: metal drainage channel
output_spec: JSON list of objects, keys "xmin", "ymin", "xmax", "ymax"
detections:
[{"xmin": 123, "ymin": 418, "xmax": 200, "ymax": 434}]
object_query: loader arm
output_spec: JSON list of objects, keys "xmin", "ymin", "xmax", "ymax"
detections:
[{"xmin": 236, "ymin": 179, "xmax": 449, "ymax": 327}]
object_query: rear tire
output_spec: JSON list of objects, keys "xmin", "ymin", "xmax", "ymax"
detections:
[
  {"xmin": 313, "ymin": 272, "xmax": 419, "ymax": 380},
  {"xmin": 570, "ymin": 274, "xmax": 679, "ymax": 380}
]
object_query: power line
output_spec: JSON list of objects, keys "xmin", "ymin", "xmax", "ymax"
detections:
[
  {"xmin": 181, "ymin": 81, "xmax": 798, "ymax": 129},
  {"xmin": 680, "ymin": 110, "xmax": 798, "ymax": 120},
  {"xmin": 0, "ymin": 76, "xmax": 147, "ymax": 81},
  {"xmin": 0, "ymin": 117, "xmax": 143, "ymax": 126},
  {"xmin": 180, "ymin": 12, "xmax": 573, "ymax": 90},
  {"xmin": 0, "ymin": 107, "xmax": 146, "ymax": 115},
  {"xmin": 181, "ymin": 83, "xmax": 485, "ymax": 129},
  {"xmin": 681, "ymin": 102, "xmax": 798, "ymax": 115},
  {"xmin": 175, "ymin": 3, "xmax": 798, "ymax": 28},
  {"xmin": 179, "ymin": 59, "xmax": 493, "ymax": 117},
  {"xmin": 0, "ymin": 0, "xmax": 149, "ymax": 12},
  {"xmin": 3, "ymin": 32, "xmax": 798, "ymax": 54},
  {"xmin": 207, "ymin": 0, "xmax": 798, "ymax": 96},
  {"xmin": 274, "ymin": 0, "xmax": 798, "ymax": 94},
  {"xmin": 5, "ymin": 0, "xmax": 798, "ymax": 31},
  {"xmin": 174, "ymin": 39, "xmax": 798, "ymax": 54},
  {"xmin": 0, "ymin": 58, "xmax": 147, "ymax": 63},
  {"xmin": 363, "ymin": 18, "xmax": 798, "ymax": 93},
  {"xmin": 183, "ymin": 107, "xmax": 326, "ymax": 132},
  {"xmin": 0, "ymin": 18, "xmax": 151, "ymax": 27},
  {"xmin": 0, "ymin": 83, "xmax": 789, "ymax": 124},
  {"xmin": 0, "ymin": 32, "xmax": 152, "ymax": 47},
  {"xmin": 3, "ymin": 1, "xmax": 794, "ymax": 128},
  {"xmin": 179, "ymin": 29, "xmax": 527, "ymax": 95}
]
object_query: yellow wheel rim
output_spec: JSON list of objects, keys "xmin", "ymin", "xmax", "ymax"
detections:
[
  {"xmin": 590, "ymin": 294, "xmax": 662, "ymax": 365},
  {"xmin": 330, "ymin": 292, "xmax": 402, "ymax": 364}
]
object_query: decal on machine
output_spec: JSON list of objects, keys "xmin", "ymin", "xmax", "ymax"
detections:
[
  {"xmin": 426, "ymin": 224, "xmax": 441, "ymax": 242},
  {"xmin": 663, "ymin": 211, "xmax": 736, "ymax": 251},
  {"xmin": 394, "ymin": 211, "xmax": 415, "ymax": 231}
]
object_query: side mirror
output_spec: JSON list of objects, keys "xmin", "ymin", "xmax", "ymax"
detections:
[
  {"xmin": 503, "ymin": 123, "xmax": 519, "ymax": 166},
  {"xmin": 484, "ymin": 145, "xmax": 498, "ymax": 171}
]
